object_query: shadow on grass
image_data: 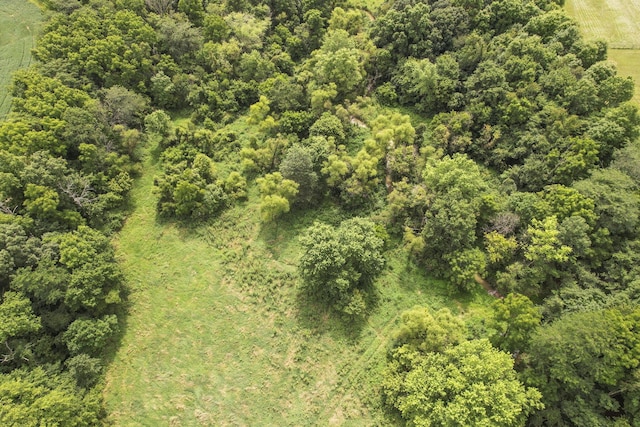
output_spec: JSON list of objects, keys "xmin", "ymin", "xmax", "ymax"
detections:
[
  {"xmin": 256, "ymin": 201, "xmax": 352, "ymax": 261},
  {"xmin": 295, "ymin": 292, "xmax": 367, "ymax": 342},
  {"xmin": 101, "ymin": 289, "xmax": 132, "ymax": 380}
]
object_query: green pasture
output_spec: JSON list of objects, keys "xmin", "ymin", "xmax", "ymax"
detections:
[
  {"xmin": 103, "ymin": 126, "xmax": 491, "ymax": 426},
  {"xmin": 566, "ymin": 0, "xmax": 640, "ymax": 104},
  {"xmin": 0, "ymin": 0, "xmax": 43, "ymax": 118},
  {"xmin": 565, "ymin": 0, "xmax": 640, "ymax": 49}
]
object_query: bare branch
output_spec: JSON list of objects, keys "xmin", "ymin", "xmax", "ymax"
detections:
[
  {"xmin": 1, "ymin": 341, "xmax": 15, "ymax": 364},
  {"xmin": 145, "ymin": 0, "xmax": 176, "ymax": 15},
  {"xmin": 59, "ymin": 177, "xmax": 97, "ymax": 209},
  {"xmin": 0, "ymin": 198, "xmax": 18, "ymax": 215}
]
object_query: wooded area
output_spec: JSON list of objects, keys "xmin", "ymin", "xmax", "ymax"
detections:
[{"xmin": 1, "ymin": 0, "xmax": 640, "ymax": 425}]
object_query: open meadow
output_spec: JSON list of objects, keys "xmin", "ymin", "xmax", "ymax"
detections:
[
  {"xmin": 565, "ymin": 0, "xmax": 640, "ymax": 103},
  {"xmin": 0, "ymin": 0, "xmax": 42, "ymax": 118},
  {"xmin": 103, "ymin": 131, "xmax": 491, "ymax": 426}
]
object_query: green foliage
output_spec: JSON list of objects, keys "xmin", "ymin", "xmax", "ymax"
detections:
[
  {"xmin": 63, "ymin": 314, "xmax": 119, "ymax": 356},
  {"xmin": 65, "ymin": 354, "xmax": 103, "ymax": 388},
  {"xmin": 383, "ymin": 339, "xmax": 543, "ymax": 427},
  {"xmin": 525, "ymin": 308, "xmax": 640, "ymax": 426},
  {"xmin": 144, "ymin": 110, "xmax": 173, "ymax": 141},
  {"xmin": 0, "ymin": 292, "xmax": 41, "ymax": 342},
  {"xmin": 155, "ymin": 137, "xmax": 248, "ymax": 220},
  {"xmin": 309, "ymin": 112, "xmax": 346, "ymax": 144},
  {"xmin": 6, "ymin": 0, "xmax": 640, "ymax": 425},
  {"xmin": 33, "ymin": 7, "xmax": 156, "ymax": 89},
  {"xmin": 392, "ymin": 306, "xmax": 465, "ymax": 353},
  {"xmin": 306, "ymin": 29, "xmax": 369, "ymax": 100},
  {"xmin": 299, "ymin": 217, "xmax": 385, "ymax": 316},
  {"xmin": 416, "ymin": 154, "xmax": 496, "ymax": 291},
  {"xmin": 0, "ymin": 367, "xmax": 102, "ymax": 427},
  {"xmin": 488, "ymin": 293, "xmax": 541, "ymax": 353},
  {"xmin": 279, "ymin": 145, "xmax": 319, "ymax": 205},
  {"xmin": 256, "ymin": 172, "xmax": 298, "ymax": 223}
]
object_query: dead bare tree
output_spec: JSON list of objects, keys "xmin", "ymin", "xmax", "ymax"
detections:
[
  {"xmin": 59, "ymin": 177, "xmax": 96, "ymax": 209},
  {"xmin": 1, "ymin": 341, "xmax": 31, "ymax": 364},
  {"xmin": 145, "ymin": 0, "xmax": 176, "ymax": 15},
  {"xmin": 0, "ymin": 198, "xmax": 18, "ymax": 215}
]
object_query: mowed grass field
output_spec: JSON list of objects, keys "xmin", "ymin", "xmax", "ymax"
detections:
[
  {"xmin": 565, "ymin": 0, "xmax": 640, "ymax": 103},
  {"xmin": 103, "ymin": 132, "xmax": 491, "ymax": 426},
  {"xmin": 0, "ymin": 0, "xmax": 42, "ymax": 118}
]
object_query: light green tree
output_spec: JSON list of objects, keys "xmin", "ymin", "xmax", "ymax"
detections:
[
  {"xmin": 256, "ymin": 172, "xmax": 298, "ymax": 224},
  {"xmin": 392, "ymin": 306, "xmax": 465, "ymax": 353},
  {"xmin": 383, "ymin": 339, "xmax": 543, "ymax": 427},
  {"xmin": 489, "ymin": 293, "xmax": 541, "ymax": 353}
]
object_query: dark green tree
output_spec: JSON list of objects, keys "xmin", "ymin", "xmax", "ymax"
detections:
[
  {"xmin": 525, "ymin": 308, "xmax": 640, "ymax": 426},
  {"xmin": 299, "ymin": 218, "xmax": 385, "ymax": 317}
]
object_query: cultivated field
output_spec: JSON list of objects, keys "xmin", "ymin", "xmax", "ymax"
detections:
[
  {"xmin": 565, "ymin": 0, "xmax": 640, "ymax": 103},
  {"xmin": 0, "ymin": 0, "xmax": 43, "ymax": 118},
  {"xmin": 103, "ymin": 130, "xmax": 490, "ymax": 425}
]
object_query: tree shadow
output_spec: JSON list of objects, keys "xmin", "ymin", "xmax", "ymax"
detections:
[
  {"xmin": 256, "ymin": 201, "xmax": 350, "ymax": 262},
  {"xmin": 101, "ymin": 288, "xmax": 132, "ymax": 373},
  {"xmin": 294, "ymin": 290, "xmax": 368, "ymax": 342}
]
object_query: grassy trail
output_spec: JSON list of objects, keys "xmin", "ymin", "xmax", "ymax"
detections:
[{"xmin": 0, "ymin": 0, "xmax": 43, "ymax": 118}]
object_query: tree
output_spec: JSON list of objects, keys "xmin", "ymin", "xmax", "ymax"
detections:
[
  {"xmin": 1, "ymin": 294, "xmax": 36, "ymax": 334},
  {"xmin": 497, "ymin": 216, "xmax": 573, "ymax": 297},
  {"xmin": 256, "ymin": 172, "xmax": 298, "ymax": 223},
  {"xmin": 574, "ymin": 169, "xmax": 640, "ymax": 240},
  {"xmin": 62, "ymin": 315, "xmax": 119, "ymax": 357},
  {"xmin": 525, "ymin": 308, "xmax": 640, "ymax": 426},
  {"xmin": 392, "ymin": 306, "xmax": 465, "ymax": 353},
  {"xmin": 279, "ymin": 145, "xmax": 318, "ymax": 205},
  {"xmin": 0, "ymin": 367, "xmax": 102, "ymax": 426},
  {"xmin": 0, "ymin": 292, "xmax": 41, "ymax": 360},
  {"xmin": 488, "ymin": 293, "xmax": 541, "ymax": 354},
  {"xmin": 419, "ymin": 154, "xmax": 497, "ymax": 290},
  {"xmin": 157, "ymin": 14, "xmax": 204, "ymax": 61},
  {"xmin": 145, "ymin": 0, "xmax": 175, "ymax": 15},
  {"xmin": 298, "ymin": 218, "xmax": 385, "ymax": 316},
  {"xmin": 144, "ymin": 110, "xmax": 173, "ymax": 142},
  {"xmin": 101, "ymin": 86, "xmax": 147, "ymax": 128},
  {"xmin": 308, "ymin": 29, "xmax": 367, "ymax": 99},
  {"xmin": 383, "ymin": 339, "xmax": 543, "ymax": 427},
  {"xmin": 177, "ymin": 0, "xmax": 205, "ymax": 26}
]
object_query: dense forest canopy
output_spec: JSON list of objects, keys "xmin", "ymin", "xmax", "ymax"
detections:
[{"xmin": 1, "ymin": 0, "xmax": 640, "ymax": 425}]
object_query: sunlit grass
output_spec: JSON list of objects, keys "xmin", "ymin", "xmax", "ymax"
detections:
[{"xmin": 0, "ymin": 0, "xmax": 43, "ymax": 118}]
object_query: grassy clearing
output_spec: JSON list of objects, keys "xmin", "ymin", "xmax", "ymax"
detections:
[
  {"xmin": 103, "ymin": 122, "xmax": 492, "ymax": 425},
  {"xmin": 0, "ymin": 0, "xmax": 43, "ymax": 118},
  {"xmin": 565, "ymin": 0, "xmax": 640, "ymax": 103}
]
